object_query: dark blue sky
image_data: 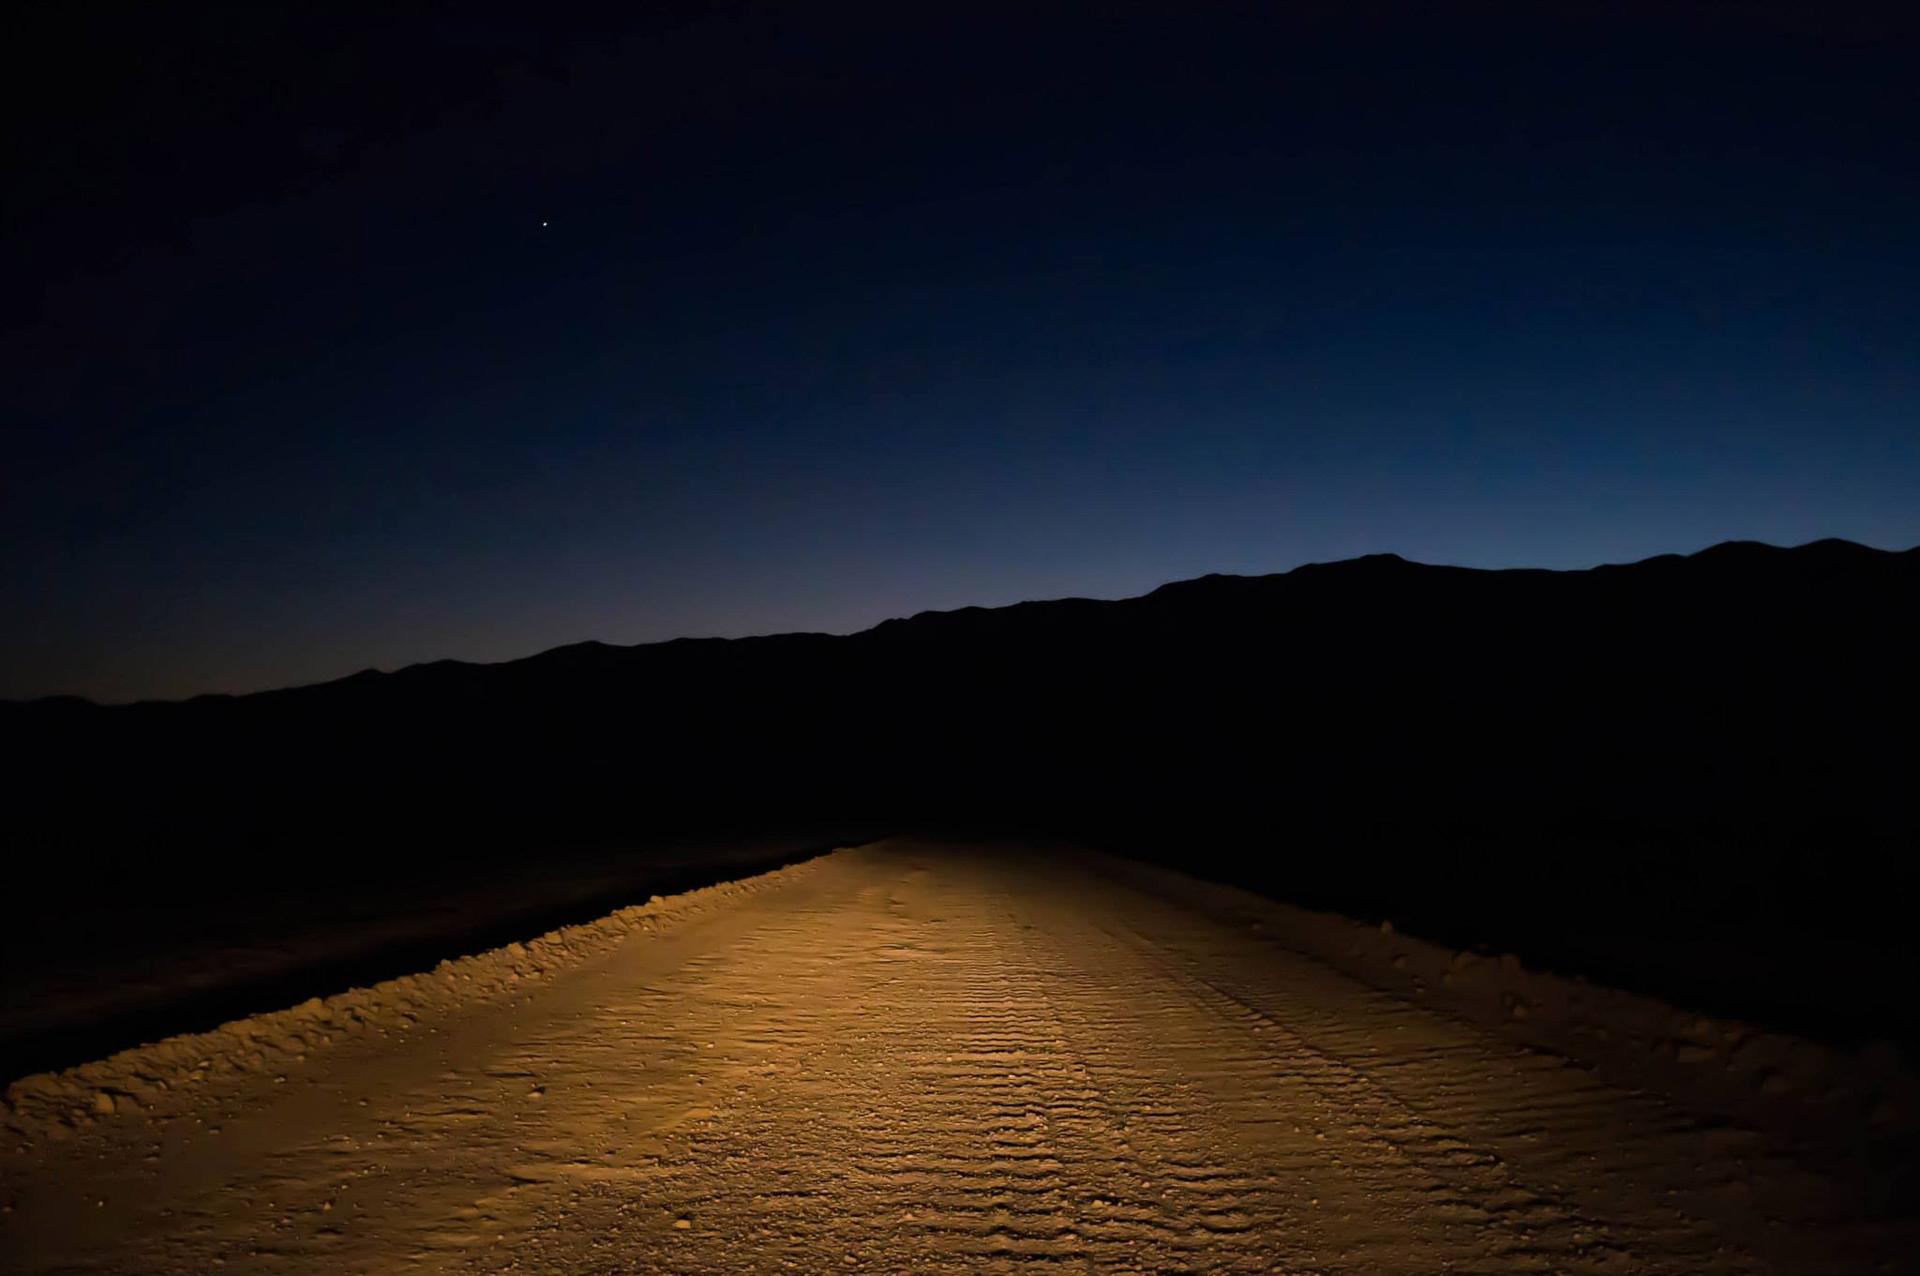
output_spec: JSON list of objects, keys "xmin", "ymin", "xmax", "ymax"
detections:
[{"xmin": 6, "ymin": 4, "xmax": 1917, "ymax": 701}]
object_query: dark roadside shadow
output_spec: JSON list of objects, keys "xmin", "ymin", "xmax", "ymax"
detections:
[{"xmin": 0, "ymin": 835, "xmax": 867, "ymax": 1087}]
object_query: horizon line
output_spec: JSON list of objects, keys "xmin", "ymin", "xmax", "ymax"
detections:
[{"xmin": 13, "ymin": 535, "xmax": 1912, "ymax": 711}]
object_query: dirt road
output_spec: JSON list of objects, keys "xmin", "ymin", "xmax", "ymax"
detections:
[{"xmin": 2, "ymin": 841, "xmax": 1911, "ymax": 1273}]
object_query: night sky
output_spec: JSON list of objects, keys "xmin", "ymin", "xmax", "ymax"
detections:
[{"xmin": 7, "ymin": 4, "xmax": 1917, "ymax": 702}]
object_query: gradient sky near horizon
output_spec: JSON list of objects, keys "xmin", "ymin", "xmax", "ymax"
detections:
[{"xmin": 6, "ymin": 4, "xmax": 1918, "ymax": 702}]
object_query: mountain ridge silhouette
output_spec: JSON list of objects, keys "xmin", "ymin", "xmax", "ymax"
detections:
[
  {"xmin": 9, "ymin": 531, "xmax": 1912, "ymax": 884},
  {"xmin": 13, "ymin": 536, "xmax": 1910, "ymax": 710}
]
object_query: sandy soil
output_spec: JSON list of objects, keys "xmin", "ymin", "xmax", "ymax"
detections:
[
  {"xmin": 0, "ymin": 836, "xmax": 847, "ymax": 1082},
  {"xmin": 3, "ymin": 839, "xmax": 1914, "ymax": 1273}
]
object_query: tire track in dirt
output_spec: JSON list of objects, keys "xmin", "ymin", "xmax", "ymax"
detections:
[{"xmin": 6, "ymin": 840, "xmax": 1913, "ymax": 1274}]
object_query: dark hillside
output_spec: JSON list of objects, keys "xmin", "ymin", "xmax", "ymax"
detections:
[{"xmin": 5, "ymin": 539, "xmax": 1916, "ymax": 1066}]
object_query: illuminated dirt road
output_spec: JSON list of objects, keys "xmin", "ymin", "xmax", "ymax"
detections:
[{"xmin": 3, "ymin": 841, "xmax": 1912, "ymax": 1274}]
